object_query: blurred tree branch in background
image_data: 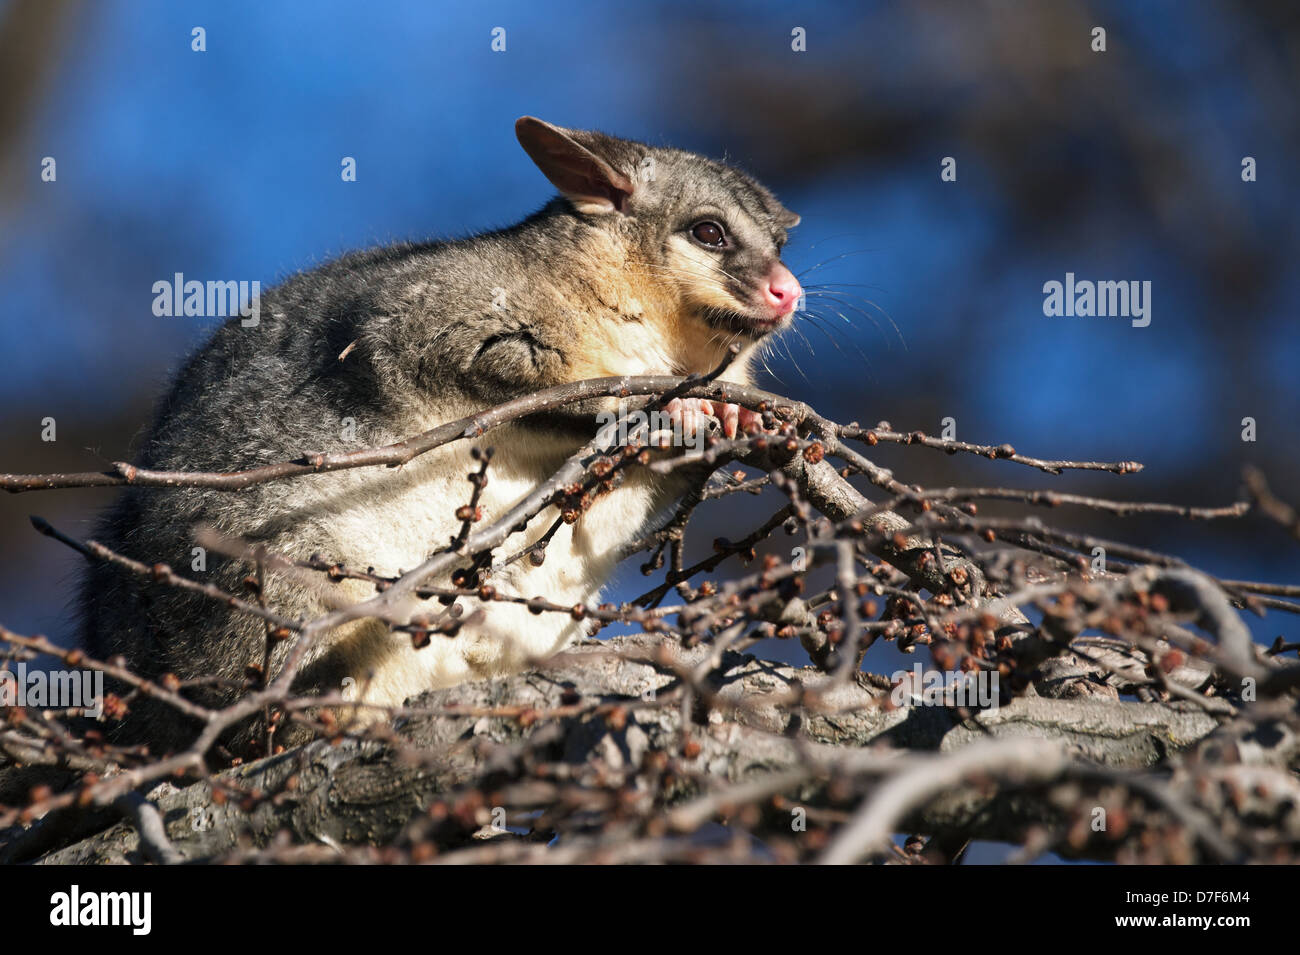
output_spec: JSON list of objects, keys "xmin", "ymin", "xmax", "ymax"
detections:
[{"xmin": 0, "ymin": 0, "xmax": 77, "ymax": 242}]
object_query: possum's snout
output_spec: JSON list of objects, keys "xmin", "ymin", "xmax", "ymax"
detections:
[{"xmin": 758, "ymin": 262, "xmax": 802, "ymax": 322}]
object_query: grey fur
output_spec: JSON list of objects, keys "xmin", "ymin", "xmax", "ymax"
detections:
[{"xmin": 79, "ymin": 119, "xmax": 800, "ymax": 755}]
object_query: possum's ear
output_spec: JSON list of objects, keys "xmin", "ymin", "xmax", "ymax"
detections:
[{"xmin": 516, "ymin": 117, "xmax": 635, "ymax": 214}]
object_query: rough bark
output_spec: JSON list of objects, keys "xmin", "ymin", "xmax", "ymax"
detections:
[{"xmin": 31, "ymin": 634, "xmax": 1221, "ymax": 864}]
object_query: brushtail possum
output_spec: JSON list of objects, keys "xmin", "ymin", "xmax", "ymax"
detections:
[{"xmin": 80, "ymin": 117, "xmax": 802, "ymax": 754}]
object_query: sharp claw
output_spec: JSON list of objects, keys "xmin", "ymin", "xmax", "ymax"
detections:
[
  {"xmin": 665, "ymin": 397, "xmax": 753, "ymax": 441},
  {"xmin": 721, "ymin": 403, "xmax": 740, "ymax": 439}
]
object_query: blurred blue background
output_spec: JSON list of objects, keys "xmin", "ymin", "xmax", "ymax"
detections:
[{"xmin": 1, "ymin": 2, "xmax": 1297, "ymax": 720}]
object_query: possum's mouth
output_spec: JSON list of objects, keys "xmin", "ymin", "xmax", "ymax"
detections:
[{"xmin": 700, "ymin": 306, "xmax": 789, "ymax": 338}]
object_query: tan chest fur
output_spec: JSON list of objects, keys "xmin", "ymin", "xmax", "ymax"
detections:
[
  {"xmin": 274, "ymin": 302, "xmax": 756, "ymax": 710},
  {"xmin": 272, "ymin": 418, "xmax": 678, "ymax": 711}
]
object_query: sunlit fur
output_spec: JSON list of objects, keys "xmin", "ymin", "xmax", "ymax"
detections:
[{"xmin": 79, "ymin": 121, "xmax": 800, "ymax": 753}]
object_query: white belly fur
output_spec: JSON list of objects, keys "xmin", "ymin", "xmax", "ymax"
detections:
[{"xmin": 284, "ymin": 421, "xmax": 679, "ymax": 710}]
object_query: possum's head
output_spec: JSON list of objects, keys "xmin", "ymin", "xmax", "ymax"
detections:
[{"xmin": 516, "ymin": 117, "xmax": 801, "ymax": 370}]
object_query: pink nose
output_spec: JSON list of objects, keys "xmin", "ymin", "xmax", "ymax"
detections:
[{"xmin": 763, "ymin": 264, "xmax": 802, "ymax": 316}]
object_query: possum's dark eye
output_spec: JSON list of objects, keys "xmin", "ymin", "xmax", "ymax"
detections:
[{"xmin": 690, "ymin": 220, "xmax": 727, "ymax": 248}]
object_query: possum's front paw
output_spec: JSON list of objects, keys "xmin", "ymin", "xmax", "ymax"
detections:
[{"xmin": 663, "ymin": 397, "xmax": 766, "ymax": 440}]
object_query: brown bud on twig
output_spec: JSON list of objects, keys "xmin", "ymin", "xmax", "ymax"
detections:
[{"xmin": 102, "ymin": 694, "xmax": 128, "ymax": 720}]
